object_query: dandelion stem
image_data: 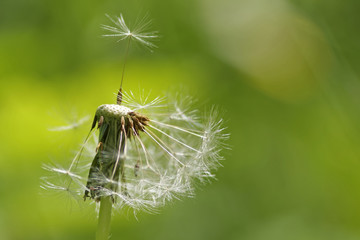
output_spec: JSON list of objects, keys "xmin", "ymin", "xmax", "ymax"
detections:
[
  {"xmin": 121, "ymin": 37, "xmax": 131, "ymax": 89},
  {"xmin": 117, "ymin": 37, "xmax": 131, "ymax": 104},
  {"xmin": 96, "ymin": 196, "xmax": 113, "ymax": 240}
]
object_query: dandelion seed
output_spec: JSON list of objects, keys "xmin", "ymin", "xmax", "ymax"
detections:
[{"xmin": 102, "ymin": 14, "xmax": 158, "ymax": 50}]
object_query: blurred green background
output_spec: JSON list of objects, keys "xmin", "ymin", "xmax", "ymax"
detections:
[{"xmin": 1, "ymin": 0, "xmax": 360, "ymax": 239}]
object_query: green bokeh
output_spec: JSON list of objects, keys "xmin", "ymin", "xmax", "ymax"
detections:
[{"xmin": 1, "ymin": 0, "xmax": 360, "ymax": 239}]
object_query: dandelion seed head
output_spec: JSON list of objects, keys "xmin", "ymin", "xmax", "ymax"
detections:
[
  {"xmin": 43, "ymin": 91, "xmax": 228, "ymax": 213},
  {"xmin": 42, "ymin": 13, "xmax": 228, "ymax": 215}
]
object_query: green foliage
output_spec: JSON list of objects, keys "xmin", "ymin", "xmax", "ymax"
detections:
[{"xmin": 1, "ymin": 0, "xmax": 360, "ymax": 239}]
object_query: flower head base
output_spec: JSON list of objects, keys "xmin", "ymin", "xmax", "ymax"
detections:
[
  {"xmin": 43, "ymin": 91, "xmax": 228, "ymax": 213},
  {"xmin": 84, "ymin": 103, "xmax": 150, "ymax": 201},
  {"xmin": 102, "ymin": 14, "xmax": 158, "ymax": 50}
]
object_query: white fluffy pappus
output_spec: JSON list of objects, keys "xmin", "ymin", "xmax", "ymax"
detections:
[
  {"xmin": 42, "ymin": 90, "xmax": 228, "ymax": 213},
  {"xmin": 102, "ymin": 13, "xmax": 158, "ymax": 50}
]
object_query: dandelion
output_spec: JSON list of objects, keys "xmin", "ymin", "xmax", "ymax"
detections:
[{"xmin": 42, "ymin": 13, "xmax": 228, "ymax": 240}]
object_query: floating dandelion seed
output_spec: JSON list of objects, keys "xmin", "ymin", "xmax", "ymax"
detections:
[
  {"xmin": 102, "ymin": 13, "xmax": 158, "ymax": 50},
  {"xmin": 42, "ymin": 13, "xmax": 228, "ymax": 240},
  {"xmin": 48, "ymin": 115, "xmax": 90, "ymax": 131}
]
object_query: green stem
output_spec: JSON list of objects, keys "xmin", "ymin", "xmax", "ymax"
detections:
[{"xmin": 96, "ymin": 196, "xmax": 113, "ymax": 240}]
